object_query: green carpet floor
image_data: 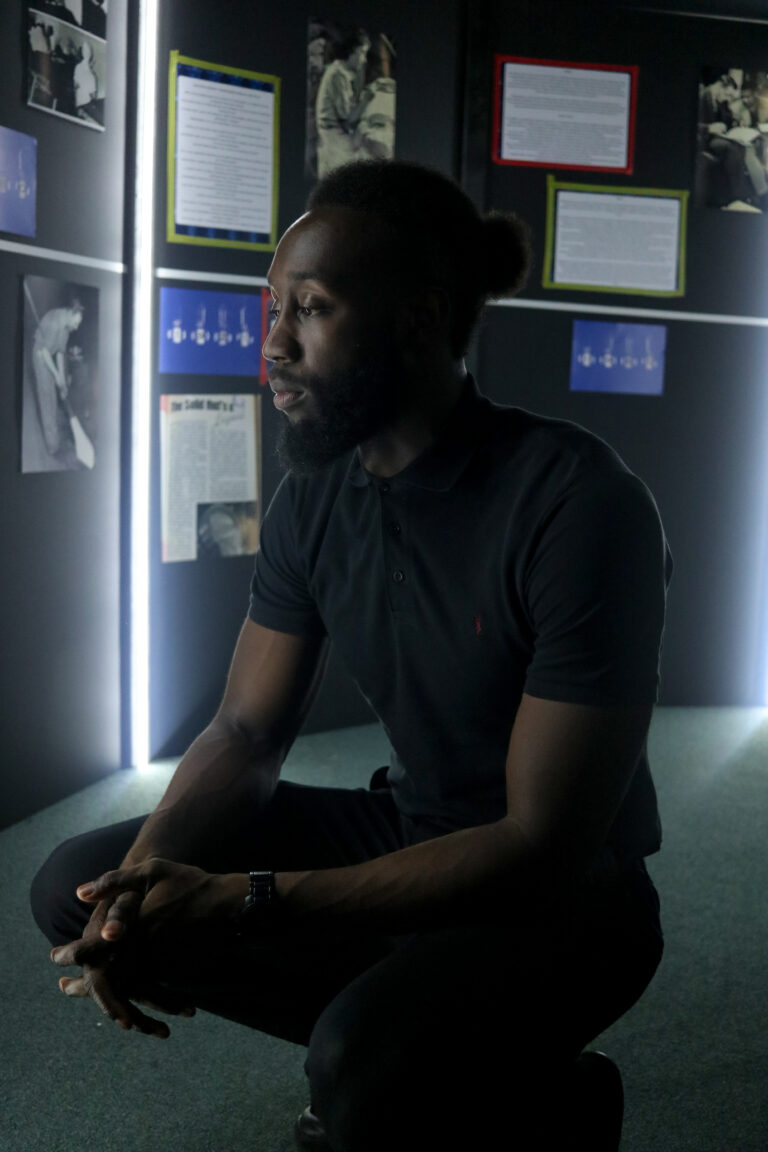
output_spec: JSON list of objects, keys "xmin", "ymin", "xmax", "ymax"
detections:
[{"xmin": 3, "ymin": 709, "xmax": 766, "ymax": 1151}]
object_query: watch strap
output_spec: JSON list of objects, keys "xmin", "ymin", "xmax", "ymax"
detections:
[{"xmin": 235, "ymin": 870, "xmax": 276, "ymax": 936}]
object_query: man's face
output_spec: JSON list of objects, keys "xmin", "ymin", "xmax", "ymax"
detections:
[
  {"xmin": 263, "ymin": 208, "xmax": 404, "ymax": 473},
  {"xmin": 349, "ymin": 41, "xmax": 369, "ymax": 69}
]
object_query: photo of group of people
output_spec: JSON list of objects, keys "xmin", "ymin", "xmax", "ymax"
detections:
[
  {"xmin": 26, "ymin": 1, "xmax": 107, "ymax": 130},
  {"xmin": 305, "ymin": 17, "xmax": 396, "ymax": 179},
  {"xmin": 695, "ymin": 65, "xmax": 768, "ymax": 212}
]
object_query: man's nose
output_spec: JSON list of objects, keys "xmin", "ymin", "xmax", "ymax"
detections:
[{"xmin": 262, "ymin": 311, "xmax": 297, "ymax": 364}]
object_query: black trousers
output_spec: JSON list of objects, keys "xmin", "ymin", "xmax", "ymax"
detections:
[{"xmin": 31, "ymin": 780, "xmax": 663, "ymax": 1152}]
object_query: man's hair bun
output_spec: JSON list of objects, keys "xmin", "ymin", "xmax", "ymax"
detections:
[{"xmin": 480, "ymin": 211, "xmax": 532, "ymax": 299}]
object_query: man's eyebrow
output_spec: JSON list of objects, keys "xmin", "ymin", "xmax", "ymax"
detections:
[
  {"xmin": 287, "ymin": 271, "xmax": 331, "ymax": 285},
  {"xmin": 267, "ymin": 271, "xmax": 337, "ymax": 290}
]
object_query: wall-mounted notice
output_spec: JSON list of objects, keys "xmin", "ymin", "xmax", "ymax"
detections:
[
  {"xmin": 21, "ymin": 274, "xmax": 99, "ymax": 473},
  {"xmin": 160, "ymin": 394, "xmax": 261, "ymax": 563},
  {"xmin": 0, "ymin": 126, "xmax": 37, "ymax": 237},
  {"xmin": 570, "ymin": 320, "xmax": 667, "ymax": 395},
  {"xmin": 159, "ymin": 286, "xmax": 271, "ymax": 382},
  {"xmin": 27, "ymin": 4, "xmax": 107, "ymax": 131},
  {"xmin": 493, "ymin": 56, "xmax": 637, "ymax": 172},
  {"xmin": 306, "ymin": 17, "xmax": 397, "ymax": 180},
  {"xmin": 167, "ymin": 52, "xmax": 280, "ymax": 250},
  {"xmin": 544, "ymin": 177, "xmax": 688, "ymax": 296}
]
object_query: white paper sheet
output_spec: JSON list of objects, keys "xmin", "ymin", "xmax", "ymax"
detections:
[
  {"xmin": 553, "ymin": 190, "xmax": 681, "ymax": 292},
  {"xmin": 175, "ymin": 74, "xmax": 275, "ymax": 234},
  {"xmin": 500, "ymin": 62, "xmax": 632, "ymax": 169}
]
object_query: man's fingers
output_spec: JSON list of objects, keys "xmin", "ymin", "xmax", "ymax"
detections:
[
  {"xmin": 50, "ymin": 937, "xmax": 114, "ymax": 967},
  {"xmin": 133, "ymin": 983, "xmax": 197, "ymax": 1017},
  {"xmin": 125, "ymin": 1003, "xmax": 171, "ymax": 1038},
  {"xmin": 76, "ymin": 863, "xmax": 151, "ymax": 904},
  {"xmin": 59, "ymin": 975, "xmax": 88, "ymax": 997},
  {"xmin": 57, "ymin": 965, "xmax": 171, "ymax": 1038},
  {"xmin": 101, "ymin": 890, "xmax": 142, "ymax": 941}
]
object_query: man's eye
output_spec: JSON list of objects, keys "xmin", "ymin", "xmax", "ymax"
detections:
[{"xmin": 268, "ymin": 305, "xmax": 280, "ymax": 318}]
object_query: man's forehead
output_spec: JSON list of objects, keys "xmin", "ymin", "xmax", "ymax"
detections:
[{"xmin": 268, "ymin": 207, "xmax": 383, "ymax": 288}]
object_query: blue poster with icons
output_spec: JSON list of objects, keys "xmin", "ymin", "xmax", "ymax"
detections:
[
  {"xmin": 0, "ymin": 126, "xmax": 36, "ymax": 238},
  {"xmin": 569, "ymin": 320, "xmax": 666, "ymax": 396},
  {"xmin": 159, "ymin": 286, "xmax": 268, "ymax": 377}
]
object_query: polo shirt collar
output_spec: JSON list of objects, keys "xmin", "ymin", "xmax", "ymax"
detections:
[{"xmin": 348, "ymin": 376, "xmax": 488, "ymax": 492}]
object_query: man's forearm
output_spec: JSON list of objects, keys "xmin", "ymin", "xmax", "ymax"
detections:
[
  {"xmin": 268, "ymin": 816, "xmax": 550, "ymax": 935},
  {"xmin": 122, "ymin": 716, "xmax": 281, "ymax": 867}
]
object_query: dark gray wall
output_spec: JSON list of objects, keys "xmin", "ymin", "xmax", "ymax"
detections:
[
  {"xmin": 465, "ymin": 0, "xmax": 768, "ymax": 704},
  {"xmin": 149, "ymin": 0, "xmax": 768, "ymax": 757},
  {"xmin": 3, "ymin": 0, "xmax": 767, "ymax": 824},
  {"xmin": 148, "ymin": 0, "xmax": 467, "ymax": 757},
  {"xmin": 0, "ymin": 2, "xmax": 132, "ymax": 828}
]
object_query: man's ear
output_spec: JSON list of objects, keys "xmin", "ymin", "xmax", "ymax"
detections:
[{"xmin": 397, "ymin": 287, "xmax": 451, "ymax": 347}]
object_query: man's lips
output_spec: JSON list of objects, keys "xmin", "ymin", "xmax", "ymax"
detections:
[
  {"xmin": 269, "ymin": 375, "xmax": 306, "ymax": 412},
  {"xmin": 272, "ymin": 389, "xmax": 304, "ymax": 411}
]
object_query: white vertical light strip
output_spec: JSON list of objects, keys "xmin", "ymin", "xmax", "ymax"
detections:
[{"xmin": 130, "ymin": 0, "xmax": 159, "ymax": 769}]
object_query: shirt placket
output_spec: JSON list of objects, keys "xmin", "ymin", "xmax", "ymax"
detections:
[{"xmin": 377, "ymin": 480, "xmax": 412, "ymax": 614}]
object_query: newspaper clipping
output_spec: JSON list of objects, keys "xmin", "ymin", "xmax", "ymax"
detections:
[{"xmin": 160, "ymin": 393, "xmax": 261, "ymax": 563}]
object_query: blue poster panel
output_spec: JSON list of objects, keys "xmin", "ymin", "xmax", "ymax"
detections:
[
  {"xmin": 569, "ymin": 320, "xmax": 667, "ymax": 395},
  {"xmin": 159, "ymin": 286, "xmax": 266, "ymax": 377},
  {"xmin": 0, "ymin": 126, "xmax": 37, "ymax": 237}
]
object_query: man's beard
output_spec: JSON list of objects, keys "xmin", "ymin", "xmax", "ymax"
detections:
[{"xmin": 274, "ymin": 341, "xmax": 403, "ymax": 474}]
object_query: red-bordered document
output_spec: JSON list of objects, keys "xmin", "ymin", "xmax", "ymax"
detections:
[{"xmin": 493, "ymin": 56, "xmax": 638, "ymax": 173}]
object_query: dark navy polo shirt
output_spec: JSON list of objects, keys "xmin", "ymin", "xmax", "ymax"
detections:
[{"xmin": 249, "ymin": 381, "xmax": 670, "ymax": 858}]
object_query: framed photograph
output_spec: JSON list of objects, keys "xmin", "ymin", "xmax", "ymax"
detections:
[
  {"xmin": 695, "ymin": 66, "xmax": 768, "ymax": 212},
  {"xmin": 27, "ymin": 4, "xmax": 106, "ymax": 130},
  {"xmin": 21, "ymin": 274, "xmax": 99, "ymax": 473},
  {"xmin": 306, "ymin": 18, "xmax": 396, "ymax": 179}
]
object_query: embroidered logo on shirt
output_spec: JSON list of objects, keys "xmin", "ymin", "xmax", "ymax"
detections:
[{"xmin": 474, "ymin": 613, "xmax": 483, "ymax": 637}]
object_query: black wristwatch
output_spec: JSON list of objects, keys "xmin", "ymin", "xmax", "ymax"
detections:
[{"xmin": 234, "ymin": 870, "xmax": 277, "ymax": 936}]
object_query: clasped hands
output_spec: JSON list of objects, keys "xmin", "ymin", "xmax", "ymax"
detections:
[{"xmin": 50, "ymin": 857, "xmax": 245, "ymax": 1039}]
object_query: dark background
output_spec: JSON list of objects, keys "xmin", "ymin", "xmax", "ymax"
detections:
[
  {"xmin": 2, "ymin": 0, "xmax": 768, "ymax": 827},
  {"xmin": 0, "ymin": 1, "xmax": 129, "ymax": 828}
]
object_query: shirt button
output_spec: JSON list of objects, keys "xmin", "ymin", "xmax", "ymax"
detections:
[
  {"xmin": 389, "ymin": 521, "xmax": 402, "ymax": 536},
  {"xmin": 380, "ymin": 482, "xmax": 390, "ymax": 493},
  {"xmin": 392, "ymin": 569, "xmax": 406, "ymax": 584}
]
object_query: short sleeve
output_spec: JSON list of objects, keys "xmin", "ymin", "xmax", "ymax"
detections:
[
  {"xmin": 523, "ymin": 471, "xmax": 671, "ymax": 706},
  {"xmin": 248, "ymin": 476, "xmax": 326, "ymax": 637}
]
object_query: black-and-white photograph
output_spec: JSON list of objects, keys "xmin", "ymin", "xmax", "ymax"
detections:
[
  {"xmin": 30, "ymin": 0, "xmax": 107, "ymax": 40},
  {"xmin": 21, "ymin": 275, "xmax": 99, "ymax": 474},
  {"xmin": 196, "ymin": 501, "xmax": 259, "ymax": 559},
  {"xmin": 305, "ymin": 17, "xmax": 396, "ymax": 179},
  {"xmin": 27, "ymin": 5, "xmax": 107, "ymax": 130},
  {"xmin": 695, "ymin": 66, "xmax": 768, "ymax": 211}
]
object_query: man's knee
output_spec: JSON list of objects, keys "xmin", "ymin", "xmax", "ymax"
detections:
[
  {"xmin": 30, "ymin": 815, "xmax": 146, "ymax": 946},
  {"xmin": 30, "ymin": 837, "xmax": 92, "ymax": 946}
]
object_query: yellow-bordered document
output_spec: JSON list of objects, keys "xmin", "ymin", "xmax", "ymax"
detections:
[
  {"xmin": 543, "ymin": 176, "xmax": 688, "ymax": 297},
  {"xmin": 167, "ymin": 51, "xmax": 280, "ymax": 251}
]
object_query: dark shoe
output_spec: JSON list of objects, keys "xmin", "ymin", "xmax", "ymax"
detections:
[
  {"xmin": 568, "ymin": 1050, "xmax": 624, "ymax": 1151},
  {"xmin": 295, "ymin": 1106, "xmax": 333, "ymax": 1151}
]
